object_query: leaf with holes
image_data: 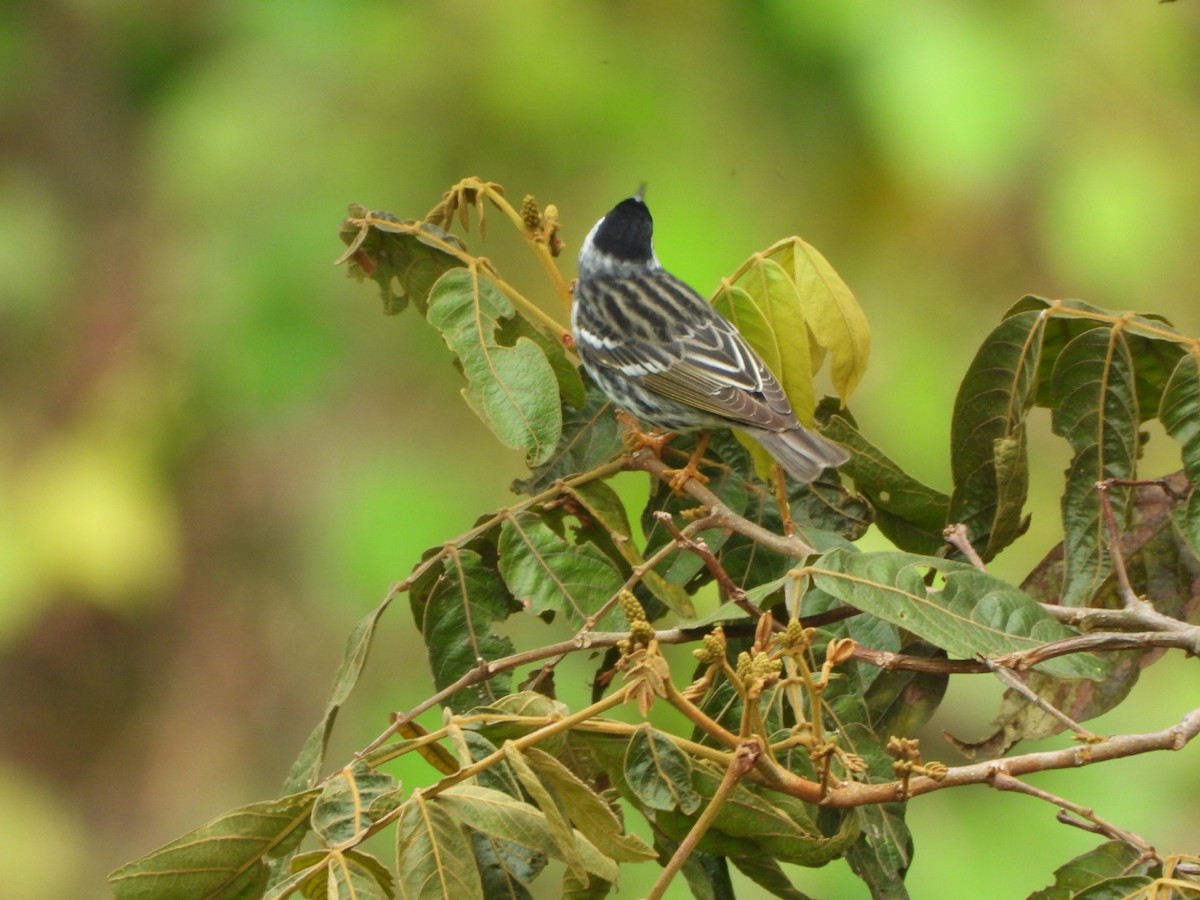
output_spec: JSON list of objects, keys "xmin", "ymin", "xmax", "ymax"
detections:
[
  {"xmin": 426, "ymin": 268, "xmax": 562, "ymax": 466},
  {"xmin": 810, "ymin": 549, "xmax": 1108, "ymax": 680},
  {"xmin": 498, "ymin": 511, "xmax": 626, "ymax": 630}
]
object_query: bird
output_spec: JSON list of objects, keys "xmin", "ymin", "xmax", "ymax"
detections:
[{"xmin": 571, "ymin": 189, "xmax": 850, "ymax": 485}]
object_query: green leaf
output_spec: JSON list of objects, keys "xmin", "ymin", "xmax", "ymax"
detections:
[
  {"xmin": 283, "ymin": 595, "xmax": 396, "ymax": 793},
  {"xmin": 1027, "ymin": 841, "xmax": 1155, "ymax": 900},
  {"xmin": 623, "ymin": 724, "xmax": 703, "ymax": 814},
  {"xmin": 291, "ymin": 850, "xmax": 396, "ymax": 900},
  {"xmin": 466, "ymin": 831, "xmax": 540, "ymax": 900},
  {"xmin": 712, "ymin": 281, "xmax": 800, "ymax": 476},
  {"xmin": 512, "ymin": 377, "xmax": 623, "ymax": 494},
  {"xmin": 953, "ymin": 476, "xmax": 1200, "ymax": 757},
  {"xmin": 498, "ymin": 511, "xmax": 627, "ymax": 630},
  {"xmin": 810, "ymin": 549, "xmax": 1109, "ymax": 680},
  {"xmin": 568, "ymin": 479, "xmax": 694, "ymax": 617},
  {"xmin": 822, "ymin": 407, "xmax": 948, "ymax": 554},
  {"xmin": 522, "ymin": 747, "xmax": 656, "ymax": 862},
  {"xmin": 948, "ymin": 310, "xmax": 1041, "ymax": 561},
  {"xmin": 500, "ymin": 312, "xmax": 585, "ymax": 410},
  {"xmin": 337, "ymin": 208, "xmax": 466, "ymax": 315},
  {"xmin": 312, "ymin": 762, "xmax": 402, "ymax": 846},
  {"xmin": 108, "ymin": 789, "xmax": 321, "ymax": 900},
  {"xmin": 426, "ymin": 268, "xmax": 562, "ymax": 466},
  {"xmin": 762, "ymin": 238, "xmax": 871, "ymax": 401},
  {"xmin": 1160, "ymin": 352, "xmax": 1200, "ymax": 552},
  {"xmin": 410, "ymin": 549, "xmax": 518, "ymax": 713},
  {"xmin": 1051, "ymin": 328, "xmax": 1139, "ymax": 605},
  {"xmin": 726, "ymin": 257, "xmax": 814, "ymax": 421},
  {"xmin": 395, "ymin": 796, "xmax": 484, "ymax": 900},
  {"xmin": 438, "ymin": 783, "xmax": 621, "ymax": 884},
  {"xmin": 730, "ymin": 855, "xmax": 819, "ymax": 900},
  {"xmin": 844, "ymin": 805, "xmax": 913, "ymax": 900}
]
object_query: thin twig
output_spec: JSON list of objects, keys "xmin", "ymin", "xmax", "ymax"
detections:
[
  {"xmin": 628, "ymin": 447, "xmax": 817, "ymax": 557},
  {"xmin": 944, "ymin": 523, "xmax": 987, "ymax": 571},
  {"xmin": 980, "ymin": 656, "xmax": 1099, "ymax": 742},
  {"xmin": 990, "ymin": 772, "xmax": 1157, "ymax": 860},
  {"xmin": 646, "ymin": 738, "xmax": 763, "ymax": 900}
]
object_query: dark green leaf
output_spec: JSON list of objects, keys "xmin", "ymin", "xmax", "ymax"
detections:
[
  {"xmin": 337, "ymin": 208, "xmax": 465, "ymax": 315},
  {"xmin": 822, "ymin": 407, "xmax": 947, "ymax": 554},
  {"xmin": 948, "ymin": 310, "xmax": 1040, "ymax": 561},
  {"xmin": 410, "ymin": 549, "xmax": 518, "ymax": 713},
  {"xmin": 1160, "ymin": 353, "xmax": 1200, "ymax": 552},
  {"xmin": 426, "ymin": 268, "xmax": 562, "ymax": 466},
  {"xmin": 730, "ymin": 855, "xmax": 819, "ymax": 900},
  {"xmin": 1051, "ymin": 328, "xmax": 1139, "ymax": 605},
  {"xmin": 568, "ymin": 479, "xmax": 694, "ymax": 617},
  {"xmin": 811, "ymin": 549, "xmax": 1109, "ymax": 680},
  {"xmin": 108, "ymin": 790, "xmax": 320, "ymax": 900},
  {"xmin": 1027, "ymin": 840, "xmax": 1155, "ymax": 900},
  {"xmin": 953, "ymin": 476, "xmax": 1200, "ymax": 757},
  {"xmin": 283, "ymin": 595, "xmax": 396, "ymax": 793}
]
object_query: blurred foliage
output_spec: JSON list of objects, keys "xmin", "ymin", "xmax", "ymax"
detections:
[{"xmin": 2, "ymin": 1, "xmax": 1200, "ymax": 898}]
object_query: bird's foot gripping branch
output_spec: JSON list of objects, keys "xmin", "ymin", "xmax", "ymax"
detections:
[{"xmin": 110, "ymin": 178, "xmax": 1200, "ymax": 900}]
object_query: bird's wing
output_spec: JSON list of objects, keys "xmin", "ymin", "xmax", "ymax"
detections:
[{"xmin": 587, "ymin": 273, "xmax": 799, "ymax": 432}]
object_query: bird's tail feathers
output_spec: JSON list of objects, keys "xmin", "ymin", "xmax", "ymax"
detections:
[{"xmin": 751, "ymin": 427, "xmax": 850, "ymax": 484}]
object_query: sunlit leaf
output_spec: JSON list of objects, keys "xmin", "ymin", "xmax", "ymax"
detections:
[
  {"xmin": 726, "ymin": 256, "xmax": 814, "ymax": 422},
  {"xmin": 761, "ymin": 238, "xmax": 871, "ymax": 401},
  {"xmin": 395, "ymin": 796, "xmax": 484, "ymax": 900}
]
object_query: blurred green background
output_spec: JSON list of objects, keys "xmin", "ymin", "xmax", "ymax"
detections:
[{"xmin": 3, "ymin": 2, "xmax": 1200, "ymax": 897}]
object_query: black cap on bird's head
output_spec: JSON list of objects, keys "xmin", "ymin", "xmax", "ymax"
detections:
[{"xmin": 578, "ymin": 185, "xmax": 659, "ymax": 277}]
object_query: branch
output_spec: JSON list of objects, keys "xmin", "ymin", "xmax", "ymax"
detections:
[
  {"xmin": 627, "ymin": 447, "xmax": 817, "ymax": 558},
  {"xmin": 990, "ymin": 773, "xmax": 1157, "ymax": 859},
  {"xmin": 808, "ymin": 705, "xmax": 1200, "ymax": 808}
]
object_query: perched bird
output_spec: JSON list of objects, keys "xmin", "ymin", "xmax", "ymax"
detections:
[{"xmin": 571, "ymin": 190, "xmax": 850, "ymax": 484}]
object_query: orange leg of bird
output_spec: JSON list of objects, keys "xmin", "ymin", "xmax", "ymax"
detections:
[
  {"xmin": 667, "ymin": 431, "xmax": 712, "ymax": 492},
  {"xmin": 615, "ymin": 412, "xmax": 711, "ymax": 491},
  {"xmin": 617, "ymin": 410, "xmax": 675, "ymax": 455}
]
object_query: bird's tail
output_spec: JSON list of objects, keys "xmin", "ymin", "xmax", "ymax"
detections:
[{"xmin": 751, "ymin": 426, "xmax": 850, "ymax": 484}]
